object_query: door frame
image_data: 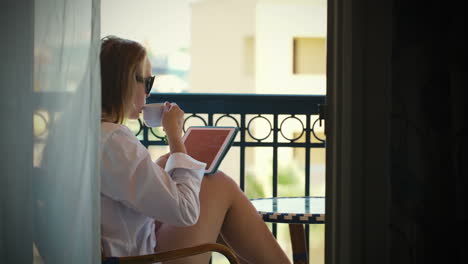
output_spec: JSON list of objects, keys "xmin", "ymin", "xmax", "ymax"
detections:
[{"xmin": 325, "ymin": 0, "xmax": 392, "ymax": 263}]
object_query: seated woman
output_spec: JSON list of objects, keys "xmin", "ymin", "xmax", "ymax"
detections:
[{"xmin": 99, "ymin": 35, "xmax": 290, "ymax": 264}]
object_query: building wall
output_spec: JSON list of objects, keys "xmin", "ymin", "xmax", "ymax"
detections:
[
  {"xmin": 255, "ymin": 0, "xmax": 327, "ymax": 95},
  {"xmin": 190, "ymin": 0, "xmax": 256, "ymax": 93},
  {"xmin": 191, "ymin": 0, "xmax": 327, "ymax": 95}
]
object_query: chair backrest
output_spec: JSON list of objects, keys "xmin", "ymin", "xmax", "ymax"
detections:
[{"xmin": 100, "ymin": 242, "xmax": 240, "ymax": 264}]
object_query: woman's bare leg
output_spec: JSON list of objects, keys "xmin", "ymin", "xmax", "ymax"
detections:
[
  {"xmin": 155, "ymin": 171, "xmax": 290, "ymax": 264},
  {"xmin": 217, "ymin": 235, "xmax": 249, "ymax": 264}
]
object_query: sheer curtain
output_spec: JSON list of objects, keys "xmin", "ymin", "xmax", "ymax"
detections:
[{"xmin": 0, "ymin": 0, "xmax": 101, "ymax": 263}]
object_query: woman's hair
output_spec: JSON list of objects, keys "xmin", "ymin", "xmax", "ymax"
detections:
[{"xmin": 100, "ymin": 35, "xmax": 147, "ymax": 124}]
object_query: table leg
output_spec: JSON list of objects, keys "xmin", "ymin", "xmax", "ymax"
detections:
[{"xmin": 289, "ymin": 224, "xmax": 308, "ymax": 264}]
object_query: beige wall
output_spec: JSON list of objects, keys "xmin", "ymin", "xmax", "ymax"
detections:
[{"xmin": 190, "ymin": 0, "xmax": 256, "ymax": 93}]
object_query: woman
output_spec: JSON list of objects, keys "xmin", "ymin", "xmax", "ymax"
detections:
[{"xmin": 100, "ymin": 35, "xmax": 290, "ymax": 264}]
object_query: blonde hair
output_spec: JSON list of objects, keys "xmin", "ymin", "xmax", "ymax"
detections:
[{"xmin": 100, "ymin": 36, "xmax": 147, "ymax": 124}]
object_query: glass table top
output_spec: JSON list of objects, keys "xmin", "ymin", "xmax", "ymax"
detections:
[{"xmin": 250, "ymin": 196, "xmax": 325, "ymax": 224}]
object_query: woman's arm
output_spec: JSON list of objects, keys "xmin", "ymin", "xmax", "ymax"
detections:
[{"xmin": 101, "ymin": 127, "xmax": 206, "ymax": 226}]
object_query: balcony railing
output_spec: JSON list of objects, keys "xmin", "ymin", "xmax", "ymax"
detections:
[{"xmin": 34, "ymin": 93, "xmax": 326, "ymax": 192}]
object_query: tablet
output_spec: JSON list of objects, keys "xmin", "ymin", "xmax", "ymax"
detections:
[{"xmin": 182, "ymin": 126, "xmax": 239, "ymax": 174}]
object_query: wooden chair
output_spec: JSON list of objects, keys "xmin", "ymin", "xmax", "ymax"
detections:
[{"xmin": 101, "ymin": 243, "xmax": 240, "ymax": 264}]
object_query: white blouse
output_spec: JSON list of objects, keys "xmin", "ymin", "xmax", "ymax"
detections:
[{"xmin": 100, "ymin": 122, "xmax": 206, "ymax": 257}]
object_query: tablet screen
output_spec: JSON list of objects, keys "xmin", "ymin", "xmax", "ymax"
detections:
[{"xmin": 182, "ymin": 127, "xmax": 237, "ymax": 173}]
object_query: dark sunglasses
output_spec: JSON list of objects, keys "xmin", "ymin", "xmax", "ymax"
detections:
[{"xmin": 136, "ymin": 75, "xmax": 155, "ymax": 94}]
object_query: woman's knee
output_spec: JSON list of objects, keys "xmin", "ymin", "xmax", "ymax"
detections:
[
  {"xmin": 203, "ymin": 170, "xmax": 239, "ymax": 189},
  {"xmin": 200, "ymin": 171, "xmax": 242, "ymax": 199}
]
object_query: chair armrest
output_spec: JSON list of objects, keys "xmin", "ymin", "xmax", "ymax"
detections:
[{"xmin": 102, "ymin": 243, "xmax": 239, "ymax": 264}]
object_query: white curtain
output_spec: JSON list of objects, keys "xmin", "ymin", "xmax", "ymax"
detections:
[{"xmin": 0, "ymin": 0, "xmax": 101, "ymax": 263}]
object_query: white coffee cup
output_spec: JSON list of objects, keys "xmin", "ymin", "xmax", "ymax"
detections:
[{"xmin": 143, "ymin": 103, "xmax": 165, "ymax": 127}]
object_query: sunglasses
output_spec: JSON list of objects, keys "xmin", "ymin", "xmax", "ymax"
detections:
[{"xmin": 136, "ymin": 75, "xmax": 155, "ymax": 94}]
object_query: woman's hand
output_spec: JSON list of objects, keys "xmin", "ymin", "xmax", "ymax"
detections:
[
  {"xmin": 162, "ymin": 102, "xmax": 184, "ymax": 138},
  {"xmin": 162, "ymin": 102, "xmax": 187, "ymax": 154}
]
